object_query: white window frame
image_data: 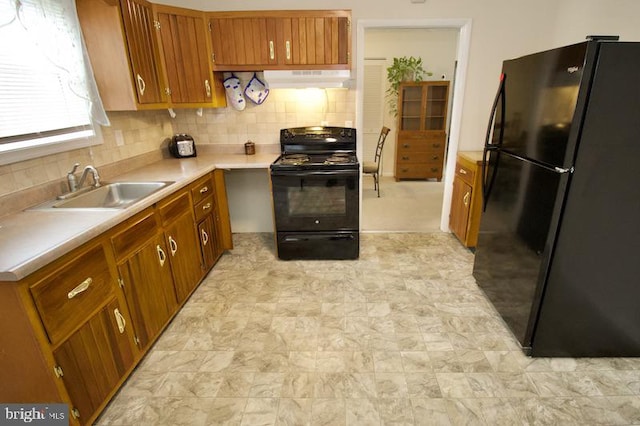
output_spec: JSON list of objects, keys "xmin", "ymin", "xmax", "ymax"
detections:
[{"xmin": 0, "ymin": 0, "xmax": 107, "ymax": 166}]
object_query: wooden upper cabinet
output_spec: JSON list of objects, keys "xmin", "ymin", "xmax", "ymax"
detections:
[
  {"xmin": 76, "ymin": 0, "xmax": 168, "ymax": 110},
  {"xmin": 154, "ymin": 5, "xmax": 226, "ymax": 107},
  {"xmin": 119, "ymin": 0, "xmax": 166, "ymax": 105},
  {"xmin": 207, "ymin": 10, "xmax": 351, "ymax": 71}
]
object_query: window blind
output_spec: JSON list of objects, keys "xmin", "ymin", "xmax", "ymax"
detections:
[{"xmin": 0, "ymin": 0, "xmax": 107, "ymax": 163}]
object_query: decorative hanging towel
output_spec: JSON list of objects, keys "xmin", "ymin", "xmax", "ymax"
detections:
[
  {"xmin": 244, "ymin": 73, "xmax": 270, "ymax": 105},
  {"xmin": 223, "ymin": 74, "xmax": 246, "ymax": 111}
]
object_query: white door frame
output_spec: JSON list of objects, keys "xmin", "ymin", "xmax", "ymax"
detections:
[{"xmin": 356, "ymin": 18, "xmax": 473, "ymax": 232}]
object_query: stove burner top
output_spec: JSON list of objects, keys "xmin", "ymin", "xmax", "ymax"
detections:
[
  {"xmin": 324, "ymin": 153, "xmax": 353, "ymax": 164},
  {"xmin": 280, "ymin": 154, "xmax": 310, "ymax": 165}
]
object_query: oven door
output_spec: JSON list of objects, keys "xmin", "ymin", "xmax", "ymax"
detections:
[{"xmin": 270, "ymin": 169, "xmax": 359, "ymax": 231}]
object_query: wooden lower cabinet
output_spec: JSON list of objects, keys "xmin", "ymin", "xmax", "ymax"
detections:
[
  {"xmin": 53, "ymin": 298, "xmax": 136, "ymax": 422},
  {"xmin": 112, "ymin": 210, "xmax": 178, "ymax": 350},
  {"xmin": 0, "ymin": 172, "xmax": 233, "ymax": 424},
  {"xmin": 449, "ymin": 151, "xmax": 484, "ymax": 247}
]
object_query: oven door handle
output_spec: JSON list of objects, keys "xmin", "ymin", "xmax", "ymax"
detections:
[
  {"xmin": 283, "ymin": 234, "xmax": 356, "ymax": 242},
  {"xmin": 271, "ymin": 170, "xmax": 359, "ymax": 177}
]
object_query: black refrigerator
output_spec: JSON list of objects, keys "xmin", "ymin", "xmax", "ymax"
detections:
[{"xmin": 473, "ymin": 38, "xmax": 640, "ymax": 357}]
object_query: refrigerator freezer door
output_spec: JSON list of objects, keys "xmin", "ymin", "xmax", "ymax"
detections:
[
  {"xmin": 499, "ymin": 42, "xmax": 588, "ymax": 168},
  {"xmin": 530, "ymin": 42, "xmax": 640, "ymax": 356},
  {"xmin": 473, "ymin": 150, "xmax": 565, "ymax": 349}
]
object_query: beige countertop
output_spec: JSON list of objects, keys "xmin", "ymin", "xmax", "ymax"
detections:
[{"xmin": 0, "ymin": 153, "xmax": 278, "ymax": 282}]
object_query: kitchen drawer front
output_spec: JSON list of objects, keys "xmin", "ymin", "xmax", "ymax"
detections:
[
  {"xmin": 194, "ymin": 195, "xmax": 215, "ymax": 223},
  {"xmin": 396, "ymin": 163, "xmax": 443, "ymax": 179},
  {"xmin": 158, "ymin": 189, "xmax": 191, "ymax": 225},
  {"xmin": 111, "ymin": 209, "xmax": 158, "ymax": 261},
  {"xmin": 30, "ymin": 244, "xmax": 114, "ymax": 344},
  {"xmin": 191, "ymin": 174, "xmax": 215, "ymax": 205},
  {"xmin": 455, "ymin": 160, "xmax": 476, "ymax": 186},
  {"xmin": 398, "ymin": 131, "xmax": 445, "ymax": 141},
  {"xmin": 397, "ymin": 151, "xmax": 444, "ymax": 164},
  {"xmin": 397, "ymin": 138, "xmax": 445, "ymax": 152}
]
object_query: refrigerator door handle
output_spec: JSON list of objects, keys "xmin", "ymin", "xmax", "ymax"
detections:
[
  {"xmin": 482, "ymin": 73, "xmax": 507, "ymax": 211},
  {"xmin": 484, "ymin": 73, "xmax": 506, "ymax": 150}
]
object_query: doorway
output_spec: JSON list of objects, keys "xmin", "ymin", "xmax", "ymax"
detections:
[{"xmin": 356, "ymin": 19, "xmax": 472, "ymax": 233}]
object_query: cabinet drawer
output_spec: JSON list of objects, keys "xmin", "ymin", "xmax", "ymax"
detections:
[
  {"xmin": 396, "ymin": 163, "xmax": 442, "ymax": 179},
  {"xmin": 30, "ymin": 244, "xmax": 114, "ymax": 344},
  {"xmin": 111, "ymin": 209, "xmax": 158, "ymax": 260},
  {"xmin": 191, "ymin": 175, "xmax": 215, "ymax": 205},
  {"xmin": 455, "ymin": 160, "xmax": 476, "ymax": 186},
  {"xmin": 397, "ymin": 152, "xmax": 443, "ymax": 164},
  {"xmin": 398, "ymin": 131, "xmax": 445, "ymax": 141},
  {"xmin": 194, "ymin": 195, "xmax": 215, "ymax": 223},
  {"xmin": 158, "ymin": 190, "xmax": 191, "ymax": 225},
  {"xmin": 397, "ymin": 139, "xmax": 445, "ymax": 152}
]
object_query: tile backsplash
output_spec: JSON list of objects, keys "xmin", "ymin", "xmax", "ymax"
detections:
[
  {"xmin": 171, "ymin": 88, "xmax": 356, "ymax": 146},
  {"xmin": 0, "ymin": 88, "xmax": 355, "ymax": 216}
]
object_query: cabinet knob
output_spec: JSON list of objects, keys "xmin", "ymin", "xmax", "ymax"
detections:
[
  {"xmin": 199, "ymin": 186, "xmax": 209, "ymax": 194},
  {"xmin": 202, "ymin": 202, "xmax": 212, "ymax": 212},
  {"xmin": 169, "ymin": 236, "xmax": 178, "ymax": 256},
  {"xmin": 67, "ymin": 277, "xmax": 93, "ymax": 299},
  {"xmin": 403, "ymin": 144, "xmax": 410, "ymax": 148},
  {"xmin": 136, "ymin": 74, "xmax": 146, "ymax": 96},
  {"xmin": 402, "ymin": 156, "xmax": 409, "ymax": 160},
  {"xmin": 459, "ymin": 168, "xmax": 467, "ymax": 175}
]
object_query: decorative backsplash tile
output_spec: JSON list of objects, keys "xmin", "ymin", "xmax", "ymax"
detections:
[{"xmin": 0, "ymin": 88, "xmax": 355, "ymax": 216}]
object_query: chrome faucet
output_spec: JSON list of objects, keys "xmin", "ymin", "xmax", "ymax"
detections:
[
  {"xmin": 66, "ymin": 163, "xmax": 81, "ymax": 192},
  {"xmin": 66, "ymin": 163, "xmax": 101, "ymax": 192},
  {"xmin": 77, "ymin": 165, "xmax": 101, "ymax": 189}
]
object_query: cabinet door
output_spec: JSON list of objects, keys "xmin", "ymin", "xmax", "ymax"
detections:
[
  {"xmin": 209, "ymin": 17, "xmax": 271, "ymax": 67},
  {"xmin": 197, "ymin": 214, "xmax": 217, "ymax": 273},
  {"xmin": 425, "ymin": 83, "xmax": 449, "ymax": 131},
  {"xmin": 117, "ymin": 234, "xmax": 177, "ymax": 349},
  {"xmin": 165, "ymin": 212, "xmax": 202, "ymax": 303},
  {"xmin": 54, "ymin": 299, "xmax": 135, "ymax": 423},
  {"xmin": 450, "ymin": 176, "xmax": 472, "ymax": 243},
  {"xmin": 286, "ymin": 15, "xmax": 349, "ymax": 66},
  {"xmin": 156, "ymin": 8, "xmax": 212, "ymax": 104},
  {"xmin": 120, "ymin": 0, "xmax": 166, "ymax": 104}
]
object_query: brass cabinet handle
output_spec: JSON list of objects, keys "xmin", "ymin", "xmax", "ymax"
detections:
[
  {"xmin": 204, "ymin": 79, "xmax": 211, "ymax": 98},
  {"xmin": 459, "ymin": 168, "xmax": 467, "ymax": 175},
  {"xmin": 67, "ymin": 277, "xmax": 92, "ymax": 299},
  {"xmin": 202, "ymin": 202, "xmax": 212, "ymax": 212},
  {"xmin": 201, "ymin": 229, "xmax": 209, "ymax": 246},
  {"xmin": 156, "ymin": 245, "xmax": 166, "ymax": 267},
  {"xmin": 136, "ymin": 74, "xmax": 146, "ymax": 96},
  {"xmin": 286, "ymin": 40, "xmax": 291, "ymax": 60},
  {"xmin": 402, "ymin": 156, "xmax": 409, "ymax": 160},
  {"xmin": 114, "ymin": 308, "xmax": 126, "ymax": 334},
  {"xmin": 269, "ymin": 40, "xmax": 275, "ymax": 60},
  {"xmin": 199, "ymin": 186, "xmax": 209, "ymax": 194},
  {"xmin": 403, "ymin": 144, "xmax": 410, "ymax": 148},
  {"xmin": 432, "ymin": 143, "xmax": 441, "ymax": 148},
  {"xmin": 463, "ymin": 191, "xmax": 470, "ymax": 206},
  {"xmin": 169, "ymin": 236, "xmax": 178, "ymax": 256},
  {"xmin": 432, "ymin": 155, "xmax": 439, "ymax": 160}
]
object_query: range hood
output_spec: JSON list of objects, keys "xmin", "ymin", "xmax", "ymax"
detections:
[{"xmin": 263, "ymin": 69, "xmax": 351, "ymax": 88}]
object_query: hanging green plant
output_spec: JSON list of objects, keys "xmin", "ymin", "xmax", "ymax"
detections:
[{"xmin": 386, "ymin": 56, "xmax": 433, "ymax": 116}]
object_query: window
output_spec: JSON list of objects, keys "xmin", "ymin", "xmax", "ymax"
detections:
[{"xmin": 0, "ymin": 0, "xmax": 108, "ymax": 165}]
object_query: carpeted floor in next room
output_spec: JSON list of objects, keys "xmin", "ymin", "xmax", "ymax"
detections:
[{"xmin": 96, "ymin": 233, "xmax": 640, "ymax": 426}]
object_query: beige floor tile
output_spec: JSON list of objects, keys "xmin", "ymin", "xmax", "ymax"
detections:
[{"xmin": 95, "ymin": 233, "xmax": 640, "ymax": 426}]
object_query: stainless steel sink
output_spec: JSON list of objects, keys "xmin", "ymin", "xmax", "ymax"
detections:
[{"xmin": 31, "ymin": 181, "xmax": 173, "ymax": 210}]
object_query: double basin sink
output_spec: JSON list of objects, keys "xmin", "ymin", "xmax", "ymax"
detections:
[{"xmin": 31, "ymin": 181, "xmax": 173, "ymax": 211}]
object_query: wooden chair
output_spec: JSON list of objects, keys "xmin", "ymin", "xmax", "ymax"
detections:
[{"xmin": 362, "ymin": 126, "xmax": 391, "ymax": 197}]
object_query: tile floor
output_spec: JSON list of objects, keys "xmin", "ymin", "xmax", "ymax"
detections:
[{"xmin": 96, "ymin": 233, "xmax": 640, "ymax": 425}]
